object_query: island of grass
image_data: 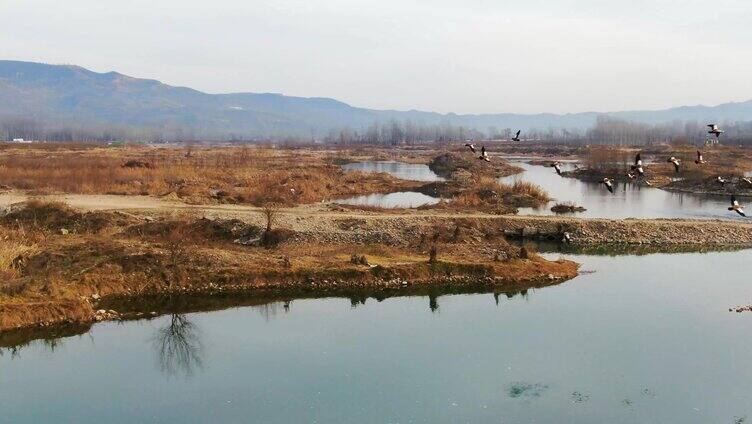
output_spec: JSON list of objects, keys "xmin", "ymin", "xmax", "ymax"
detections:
[{"xmin": 0, "ymin": 201, "xmax": 579, "ymax": 333}]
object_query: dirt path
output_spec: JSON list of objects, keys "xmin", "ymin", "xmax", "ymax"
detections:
[{"xmin": 2, "ymin": 191, "xmax": 750, "ymax": 246}]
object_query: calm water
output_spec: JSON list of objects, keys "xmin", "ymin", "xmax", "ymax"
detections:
[
  {"xmin": 342, "ymin": 161, "xmax": 445, "ymax": 182},
  {"xmin": 3, "ymin": 249, "xmax": 752, "ymax": 423},
  {"xmin": 336, "ymin": 161, "xmax": 442, "ymax": 208},
  {"xmin": 501, "ymin": 162, "xmax": 748, "ymax": 220},
  {"xmin": 334, "ymin": 191, "xmax": 440, "ymax": 208}
]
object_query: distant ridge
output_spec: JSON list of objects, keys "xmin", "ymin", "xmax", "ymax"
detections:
[{"xmin": 0, "ymin": 60, "xmax": 750, "ymax": 138}]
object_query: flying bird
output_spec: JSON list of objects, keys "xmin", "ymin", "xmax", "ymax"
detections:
[
  {"xmin": 550, "ymin": 162, "xmax": 562, "ymax": 175},
  {"xmin": 478, "ymin": 146, "xmax": 490, "ymax": 162},
  {"xmin": 511, "ymin": 130, "xmax": 521, "ymax": 142},
  {"xmin": 599, "ymin": 177, "xmax": 614, "ymax": 194},
  {"xmin": 729, "ymin": 195, "xmax": 746, "ymax": 217},
  {"xmin": 464, "ymin": 143, "xmax": 476, "ymax": 153},
  {"xmin": 708, "ymin": 124, "xmax": 724, "ymax": 138},
  {"xmin": 631, "ymin": 153, "xmax": 645, "ymax": 176},
  {"xmin": 717, "ymin": 176, "xmax": 727, "ymax": 186},
  {"xmin": 667, "ymin": 156, "xmax": 681, "ymax": 173},
  {"xmin": 694, "ymin": 150, "xmax": 706, "ymax": 165}
]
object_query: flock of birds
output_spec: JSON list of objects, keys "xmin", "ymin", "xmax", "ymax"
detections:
[{"xmin": 463, "ymin": 124, "xmax": 747, "ymax": 217}]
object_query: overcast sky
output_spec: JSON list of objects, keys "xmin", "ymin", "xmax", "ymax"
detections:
[{"xmin": 1, "ymin": 0, "xmax": 751, "ymax": 114}]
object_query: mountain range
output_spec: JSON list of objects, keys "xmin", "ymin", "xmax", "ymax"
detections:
[{"xmin": 0, "ymin": 60, "xmax": 750, "ymax": 139}]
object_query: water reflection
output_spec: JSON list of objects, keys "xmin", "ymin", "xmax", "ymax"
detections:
[
  {"xmin": 151, "ymin": 314, "xmax": 204, "ymax": 377},
  {"xmin": 0, "ymin": 338, "xmax": 64, "ymax": 359},
  {"xmin": 342, "ymin": 161, "xmax": 444, "ymax": 182},
  {"xmin": 252, "ymin": 301, "xmax": 293, "ymax": 321},
  {"xmin": 0, "ymin": 324, "xmax": 91, "ymax": 359},
  {"xmin": 4, "ymin": 249, "xmax": 752, "ymax": 422},
  {"xmin": 334, "ymin": 191, "xmax": 440, "ymax": 208},
  {"xmin": 501, "ymin": 162, "xmax": 748, "ymax": 220}
]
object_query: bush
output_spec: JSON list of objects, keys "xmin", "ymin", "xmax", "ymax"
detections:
[
  {"xmin": 262, "ymin": 228, "xmax": 295, "ymax": 248},
  {"xmin": 551, "ymin": 202, "xmax": 587, "ymax": 214},
  {"xmin": 350, "ymin": 254, "xmax": 369, "ymax": 266},
  {"xmin": 1, "ymin": 200, "xmax": 128, "ymax": 233}
]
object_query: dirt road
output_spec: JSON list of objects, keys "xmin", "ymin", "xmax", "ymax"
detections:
[{"xmin": 2, "ymin": 191, "xmax": 751, "ymax": 245}]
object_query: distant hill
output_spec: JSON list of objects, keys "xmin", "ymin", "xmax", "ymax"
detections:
[{"xmin": 0, "ymin": 60, "xmax": 750, "ymax": 139}]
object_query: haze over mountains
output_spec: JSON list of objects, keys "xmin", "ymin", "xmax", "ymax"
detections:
[{"xmin": 0, "ymin": 60, "xmax": 751, "ymax": 140}]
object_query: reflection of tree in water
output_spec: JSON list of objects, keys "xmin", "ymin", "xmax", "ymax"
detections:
[
  {"xmin": 493, "ymin": 289, "xmax": 533, "ymax": 306},
  {"xmin": 0, "ymin": 345, "xmax": 27, "ymax": 358},
  {"xmin": 349, "ymin": 295, "xmax": 367, "ymax": 309},
  {"xmin": 1, "ymin": 330, "xmax": 87, "ymax": 359},
  {"xmin": 428, "ymin": 294, "xmax": 439, "ymax": 313},
  {"xmin": 252, "ymin": 300, "xmax": 292, "ymax": 321},
  {"xmin": 152, "ymin": 314, "xmax": 204, "ymax": 377}
]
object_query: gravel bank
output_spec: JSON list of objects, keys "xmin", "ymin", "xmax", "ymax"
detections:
[{"xmin": 219, "ymin": 208, "xmax": 752, "ymax": 247}]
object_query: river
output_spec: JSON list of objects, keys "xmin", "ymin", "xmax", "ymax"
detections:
[
  {"xmin": 2, "ymin": 160, "xmax": 752, "ymax": 423},
  {"xmin": 338, "ymin": 160, "xmax": 746, "ymax": 218},
  {"xmin": 2, "ymin": 249, "xmax": 752, "ymax": 423},
  {"xmin": 501, "ymin": 161, "xmax": 746, "ymax": 220}
]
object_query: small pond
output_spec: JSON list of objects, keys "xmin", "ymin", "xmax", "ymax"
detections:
[{"xmin": 342, "ymin": 161, "xmax": 444, "ymax": 182}]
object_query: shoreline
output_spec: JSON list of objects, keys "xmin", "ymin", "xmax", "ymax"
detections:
[
  {"xmin": 3, "ymin": 191, "xmax": 751, "ymax": 244},
  {"xmin": 1, "ymin": 265, "xmax": 577, "ymax": 347},
  {"xmin": 2, "ymin": 188, "xmax": 752, "ymax": 342}
]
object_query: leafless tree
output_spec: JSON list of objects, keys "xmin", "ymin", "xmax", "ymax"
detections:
[
  {"xmin": 262, "ymin": 202, "xmax": 280, "ymax": 232},
  {"xmin": 152, "ymin": 314, "xmax": 204, "ymax": 377},
  {"xmin": 164, "ymin": 225, "xmax": 189, "ymax": 286}
]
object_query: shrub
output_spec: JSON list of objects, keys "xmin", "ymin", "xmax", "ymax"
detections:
[
  {"xmin": 262, "ymin": 228, "xmax": 295, "ymax": 248},
  {"xmin": 550, "ymin": 202, "xmax": 587, "ymax": 214}
]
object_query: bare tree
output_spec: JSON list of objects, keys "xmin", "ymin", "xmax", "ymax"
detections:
[
  {"xmin": 262, "ymin": 202, "xmax": 280, "ymax": 232},
  {"xmin": 152, "ymin": 314, "xmax": 204, "ymax": 377},
  {"xmin": 164, "ymin": 225, "xmax": 189, "ymax": 286}
]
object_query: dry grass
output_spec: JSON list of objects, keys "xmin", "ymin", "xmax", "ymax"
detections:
[
  {"xmin": 0, "ymin": 201, "xmax": 579, "ymax": 333},
  {"xmin": 448, "ymin": 178, "xmax": 550, "ymax": 212},
  {"xmin": 0, "ymin": 145, "xmax": 420, "ymax": 205},
  {"xmin": 576, "ymin": 145, "xmax": 752, "ymax": 186},
  {"xmin": 584, "ymin": 146, "xmax": 633, "ymax": 171},
  {"xmin": 510, "ymin": 181, "xmax": 551, "ymax": 202},
  {"xmin": 0, "ymin": 226, "xmax": 41, "ymax": 295},
  {"xmin": 0, "ymin": 300, "xmax": 92, "ymax": 332},
  {"xmin": 0, "ymin": 241, "xmax": 36, "ymax": 279},
  {"xmin": 1, "ymin": 200, "xmax": 133, "ymax": 235}
]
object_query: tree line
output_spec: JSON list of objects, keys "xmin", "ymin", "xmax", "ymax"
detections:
[
  {"xmin": 584, "ymin": 116, "xmax": 752, "ymax": 146},
  {"xmin": 3, "ymin": 114, "xmax": 752, "ymax": 146}
]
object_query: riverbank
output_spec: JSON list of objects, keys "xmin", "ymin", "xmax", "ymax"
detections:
[
  {"xmin": 3, "ymin": 197, "xmax": 752, "ymax": 335},
  {"xmin": 3, "ymin": 193, "xmax": 751, "ymax": 244},
  {"xmin": 0, "ymin": 201, "xmax": 580, "ymax": 334},
  {"xmin": 0, "ymin": 276, "xmax": 568, "ymax": 350},
  {"xmin": 556, "ymin": 145, "xmax": 752, "ymax": 196}
]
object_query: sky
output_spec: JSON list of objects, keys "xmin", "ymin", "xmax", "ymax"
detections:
[{"xmin": 1, "ymin": 0, "xmax": 751, "ymax": 114}]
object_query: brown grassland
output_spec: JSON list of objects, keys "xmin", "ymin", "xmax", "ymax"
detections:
[
  {"xmin": 0, "ymin": 144, "xmax": 425, "ymax": 205},
  {"xmin": 0, "ymin": 143, "xmax": 579, "ymax": 337},
  {"xmin": 0, "ymin": 201, "xmax": 578, "ymax": 334},
  {"xmin": 8, "ymin": 142, "xmax": 751, "ymax": 341}
]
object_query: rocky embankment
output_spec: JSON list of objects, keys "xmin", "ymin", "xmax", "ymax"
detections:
[{"xmin": 285, "ymin": 212, "xmax": 752, "ymax": 246}]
